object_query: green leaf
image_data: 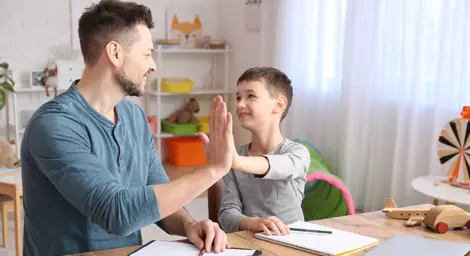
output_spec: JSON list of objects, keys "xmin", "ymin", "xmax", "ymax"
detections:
[
  {"xmin": 0, "ymin": 63, "xmax": 8, "ymax": 69},
  {"xmin": 0, "ymin": 89, "xmax": 6, "ymax": 112},
  {"xmin": 6, "ymin": 76, "xmax": 14, "ymax": 86},
  {"xmin": 1, "ymin": 83, "xmax": 15, "ymax": 92}
]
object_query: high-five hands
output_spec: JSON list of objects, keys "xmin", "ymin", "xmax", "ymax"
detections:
[{"xmin": 199, "ymin": 96, "xmax": 234, "ymax": 174}]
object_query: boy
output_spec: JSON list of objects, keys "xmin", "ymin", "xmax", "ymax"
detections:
[{"xmin": 218, "ymin": 67, "xmax": 311, "ymax": 235}]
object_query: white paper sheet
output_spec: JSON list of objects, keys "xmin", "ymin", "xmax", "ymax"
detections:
[{"xmin": 129, "ymin": 240, "xmax": 257, "ymax": 256}]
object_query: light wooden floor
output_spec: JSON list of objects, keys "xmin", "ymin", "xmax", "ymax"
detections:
[{"xmin": 0, "ymin": 162, "xmax": 209, "ymax": 256}]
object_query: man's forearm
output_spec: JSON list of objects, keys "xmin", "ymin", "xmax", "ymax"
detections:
[
  {"xmin": 161, "ymin": 208, "xmax": 195, "ymax": 237},
  {"xmin": 153, "ymin": 165, "xmax": 224, "ymax": 219},
  {"xmin": 235, "ymin": 156, "xmax": 269, "ymax": 175}
]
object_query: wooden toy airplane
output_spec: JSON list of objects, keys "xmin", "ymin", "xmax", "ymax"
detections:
[{"xmin": 382, "ymin": 198, "xmax": 430, "ymax": 226}]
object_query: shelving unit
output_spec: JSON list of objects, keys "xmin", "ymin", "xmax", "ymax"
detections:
[{"xmin": 146, "ymin": 44, "xmax": 232, "ymax": 159}]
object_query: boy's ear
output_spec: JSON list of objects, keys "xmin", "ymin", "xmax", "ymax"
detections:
[{"xmin": 274, "ymin": 95, "xmax": 288, "ymax": 115}]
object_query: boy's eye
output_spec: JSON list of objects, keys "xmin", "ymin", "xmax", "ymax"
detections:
[
  {"xmin": 248, "ymin": 94, "xmax": 256, "ymax": 98},
  {"xmin": 236, "ymin": 96, "xmax": 241, "ymax": 102}
]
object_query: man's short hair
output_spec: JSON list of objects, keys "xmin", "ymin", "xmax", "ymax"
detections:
[
  {"xmin": 78, "ymin": 0, "xmax": 154, "ymax": 66},
  {"xmin": 237, "ymin": 67, "xmax": 293, "ymax": 121}
]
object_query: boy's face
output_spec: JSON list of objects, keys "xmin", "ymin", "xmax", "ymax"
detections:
[{"xmin": 236, "ymin": 80, "xmax": 279, "ymax": 131}]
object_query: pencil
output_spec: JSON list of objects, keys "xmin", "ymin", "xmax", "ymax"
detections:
[{"xmin": 290, "ymin": 228, "xmax": 333, "ymax": 234}]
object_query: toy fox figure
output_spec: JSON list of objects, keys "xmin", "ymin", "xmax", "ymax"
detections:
[{"xmin": 171, "ymin": 14, "xmax": 204, "ymax": 48}]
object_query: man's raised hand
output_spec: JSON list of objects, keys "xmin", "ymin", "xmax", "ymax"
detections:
[{"xmin": 199, "ymin": 96, "xmax": 234, "ymax": 174}]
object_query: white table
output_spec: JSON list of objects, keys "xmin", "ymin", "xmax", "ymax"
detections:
[
  {"xmin": 0, "ymin": 168, "xmax": 22, "ymax": 256},
  {"xmin": 411, "ymin": 175, "xmax": 470, "ymax": 206}
]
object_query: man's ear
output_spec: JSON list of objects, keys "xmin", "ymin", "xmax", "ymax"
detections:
[
  {"xmin": 105, "ymin": 41, "xmax": 124, "ymax": 67},
  {"xmin": 274, "ymin": 95, "xmax": 287, "ymax": 115}
]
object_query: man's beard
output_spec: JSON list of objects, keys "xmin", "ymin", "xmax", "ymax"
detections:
[{"xmin": 114, "ymin": 68, "xmax": 144, "ymax": 97}]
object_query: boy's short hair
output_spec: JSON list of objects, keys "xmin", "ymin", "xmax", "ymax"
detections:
[
  {"xmin": 78, "ymin": 0, "xmax": 154, "ymax": 66},
  {"xmin": 237, "ymin": 67, "xmax": 293, "ymax": 121}
]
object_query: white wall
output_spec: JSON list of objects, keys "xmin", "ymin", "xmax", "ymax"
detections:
[
  {"xmin": 0, "ymin": 0, "xmax": 262, "ymax": 147},
  {"xmin": 218, "ymin": 0, "xmax": 262, "ymax": 146}
]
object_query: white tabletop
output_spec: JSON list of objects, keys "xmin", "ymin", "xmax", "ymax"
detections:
[
  {"xmin": 0, "ymin": 168, "xmax": 22, "ymax": 185},
  {"xmin": 412, "ymin": 175, "xmax": 470, "ymax": 206}
]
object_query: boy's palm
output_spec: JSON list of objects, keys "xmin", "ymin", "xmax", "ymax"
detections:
[{"xmin": 199, "ymin": 96, "xmax": 234, "ymax": 174}]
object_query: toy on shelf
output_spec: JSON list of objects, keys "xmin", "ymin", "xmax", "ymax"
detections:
[
  {"xmin": 171, "ymin": 14, "xmax": 204, "ymax": 49},
  {"xmin": 0, "ymin": 139, "xmax": 20, "ymax": 169},
  {"xmin": 437, "ymin": 106, "xmax": 470, "ymax": 189},
  {"xmin": 161, "ymin": 78, "xmax": 194, "ymax": 93},
  {"xmin": 422, "ymin": 204, "xmax": 470, "ymax": 234},
  {"xmin": 44, "ymin": 62, "xmax": 58, "ymax": 97},
  {"xmin": 167, "ymin": 98, "xmax": 200, "ymax": 124},
  {"xmin": 382, "ymin": 198, "xmax": 429, "ymax": 227}
]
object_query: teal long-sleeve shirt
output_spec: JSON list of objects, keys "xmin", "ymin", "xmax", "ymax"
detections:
[{"xmin": 20, "ymin": 81, "xmax": 169, "ymax": 255}]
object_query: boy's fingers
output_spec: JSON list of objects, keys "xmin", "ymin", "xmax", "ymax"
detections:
[{"xmin": 262, "ymin": 225, "xmax": 271, "ymax": 236}]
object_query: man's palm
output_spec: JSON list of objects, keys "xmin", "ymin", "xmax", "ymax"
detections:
[{"xmin": 200, "ymin": 96, "xmax": 234, "ymax": 173}]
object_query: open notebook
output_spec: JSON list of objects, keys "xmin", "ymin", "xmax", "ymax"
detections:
[
  {"xmin": 128, "ymin": 240, "xmax": 262, "ymax": 256},
  {"xmin": 255, "ymin": 221, "xmax": 379, "ymax": 256}
]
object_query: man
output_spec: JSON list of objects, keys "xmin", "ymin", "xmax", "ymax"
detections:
[{"xmin": 20, "ymin": 0, "xmax": 234, "ymax": 255}]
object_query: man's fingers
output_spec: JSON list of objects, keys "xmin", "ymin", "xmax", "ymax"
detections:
[
  {"xmin": 210, "ymin": 98, "xmax": 216, "ymax": 134},
  {"xmin": 204, "ymin": 223, "xmax": 215, "ymax": 252},
  {"xmin": 189, "ymin": 233, "xmax": 204, "ymax": 250},
  {"xmin": 213, "ymin": 225, "xmax": 225, "ymax": 253},
  {"xmin": 225, "ymin": 112, "xmax": 232, "ymax": 136},
  {"xmin": 226, "ymin": 240, "xmax": 231, "ymax": 249},
  {"xmin": 198, "ymin": 132, "xmax": 209, "ymax": 150},
  {"xmin": 218, "ymin": 100, "xmax": 226, "ymax": 133}
]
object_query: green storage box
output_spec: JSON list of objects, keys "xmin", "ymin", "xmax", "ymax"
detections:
[{"xmin": 161, "ymin": 119, "xmax": 200, "ymax": 135}]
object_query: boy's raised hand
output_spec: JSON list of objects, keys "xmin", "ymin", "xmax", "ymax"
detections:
[{"xmin": 199, "ymin": 96, "xmax": 234, "ymax": 174}]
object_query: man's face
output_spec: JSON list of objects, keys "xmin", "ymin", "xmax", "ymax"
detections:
[{"xmin": 114, "ymin": 24, "xmax": 156, "ymax": 97}]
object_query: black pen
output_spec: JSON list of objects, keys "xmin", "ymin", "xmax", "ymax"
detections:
[{"xmin": 290, "ymin": 228, "xmax": 333, "ymax": 234}]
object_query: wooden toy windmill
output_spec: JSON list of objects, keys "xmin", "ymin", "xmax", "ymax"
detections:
[{"xmin": 437, "ymin": 106, "xmax": 470, "ymax": 188}]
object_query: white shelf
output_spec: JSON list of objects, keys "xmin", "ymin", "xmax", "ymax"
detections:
[
  {"xmin": 155, "ymin": 48, "xmax": 231, "ymax": 54},
  {"xmin": 156, "ymin": 132, "xmax": 199, "ymax": 138},
  {"xmin": 148, "ymin": 43, "xmax": 231, "ymax": 160},
  {"xmin": 146, "ymin": 89, "xmax": 232, "ymax": 96},
  {"xmin": 14, "ymin": 87, "xmax": 67, "ymax": 93}
]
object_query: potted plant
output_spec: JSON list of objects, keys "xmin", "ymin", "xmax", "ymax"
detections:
[{"xmin": 0, "ymin": 62, "xmax": 16, "ymax": 111}]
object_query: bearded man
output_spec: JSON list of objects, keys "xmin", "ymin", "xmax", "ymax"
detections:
[{"xmin": 20, "ymin": 1, "xmax": 234, "ymax": 255}]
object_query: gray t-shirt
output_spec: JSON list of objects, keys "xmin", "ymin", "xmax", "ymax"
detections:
[{"xmin": 218, "ymin": 138, "xmax": 311, "ymax": 233}]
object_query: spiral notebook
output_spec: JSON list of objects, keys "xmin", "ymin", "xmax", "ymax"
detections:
[{"xmin": 255, "ymin": 221, "xmax": 379, "ymax": 256}]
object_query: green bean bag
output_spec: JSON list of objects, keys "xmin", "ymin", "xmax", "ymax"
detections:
[{"xmin": 292, "ymin": 138, "xmax": 355, "ymax": 221}]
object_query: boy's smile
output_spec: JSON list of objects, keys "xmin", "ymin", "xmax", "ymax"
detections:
[{"xmin": 236, "ymin": 80, "xmax": 278, "ymax": 130}]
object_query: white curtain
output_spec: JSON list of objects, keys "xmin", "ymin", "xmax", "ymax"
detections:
[{"xmin": 261, "ymin": 0, "xmax": 470, "ymax": 212}]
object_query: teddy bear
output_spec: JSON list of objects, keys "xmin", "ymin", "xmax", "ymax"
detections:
[
  {"xmin": 44, "ymin": 62, "xmax": 59, "ymax": 97},
  {"xmin": 0, "ymin": 139, "xmax": 20, "ymax": 169},
  {"xmin": 167, "ymin": 98, "xmax": 200, "ymax": 124}
]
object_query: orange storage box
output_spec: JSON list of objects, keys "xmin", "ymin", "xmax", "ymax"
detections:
[{"xmin": 166, "ymin": 137, "xmax": 207, "ymax": 166}]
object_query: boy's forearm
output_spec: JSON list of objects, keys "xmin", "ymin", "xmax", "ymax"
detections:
[
  {"xmin": 152, "ymin": 165, "xmax": 225, "ymax": 219},
  {"xmin": 235, "ymin": 156, "xmax": 270, "ymax": 175}
]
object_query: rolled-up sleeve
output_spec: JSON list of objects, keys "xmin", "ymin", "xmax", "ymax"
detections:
[
  {"xmin": 259, "ymin": 143, "xmax": 311, "ymax": 180},
  {"xmin": 26, "ymin": 106, "xmax": 162, "ymax": 237}
]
